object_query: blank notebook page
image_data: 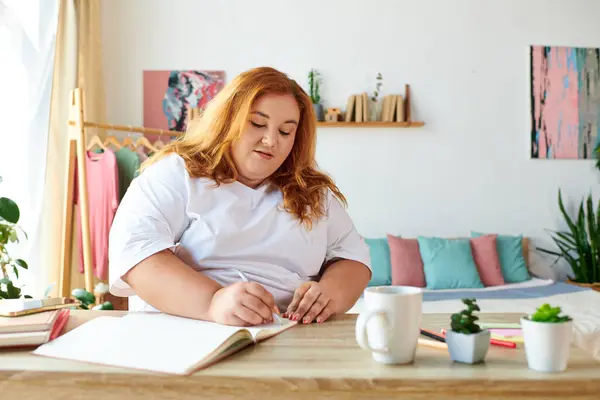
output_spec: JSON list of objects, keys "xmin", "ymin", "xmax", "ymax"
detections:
[{"xmin": 33, "ymin": 314, "xmax": 245, "ymax": 375}]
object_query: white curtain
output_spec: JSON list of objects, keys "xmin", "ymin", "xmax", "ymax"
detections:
[{"xmin": 0, "ymin": 0, "xmax": 59, "ymax": 295}]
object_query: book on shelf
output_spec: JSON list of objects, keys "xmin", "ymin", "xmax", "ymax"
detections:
[{"xmin": 32, "ymin": 312, "xmax": 297, "ymax": 375}]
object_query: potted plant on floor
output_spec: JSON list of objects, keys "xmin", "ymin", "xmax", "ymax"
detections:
[
  {"xmin": 0, "ymin": 175, "xmax": 31, "ymax": 300},
  {"xmin": 445, "ymin": 298, "xmax": 490, "ymax": 364},
  {"xmin": 521, "ymin": 303, "xmax": 572, "ymax": 372},
  {"xmin": 308, "ymin": 69, "xmax": 324, "ymax": 121},
  {"xmin": 537, "ymin": 190, "xmax": 600, "ymax": 291}
]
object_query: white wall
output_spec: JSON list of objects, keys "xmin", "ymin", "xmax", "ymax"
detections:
[{"xmin": 101, "ymin": 0, "xmax": 600, "ymax": 279}]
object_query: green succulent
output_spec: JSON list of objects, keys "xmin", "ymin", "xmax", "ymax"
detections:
[
  {"xmin": 529, "ymin": 303, "xmax": 571, "ymax": 323},
  {"xmin": 450, "ymin": 298, "xmax": 482, "ymax": 334}
]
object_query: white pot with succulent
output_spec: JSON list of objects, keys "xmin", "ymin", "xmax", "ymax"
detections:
[
  {"xmin": 445, "ymin": 298, "xmax": 490, "ymax": 364},
  {"xmin": 521, "ymin": 304, "xmax": 573, "ymax": 372}
]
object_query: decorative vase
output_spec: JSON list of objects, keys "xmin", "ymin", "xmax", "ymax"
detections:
[
  {"xmin": 521, "ymin": 317, "xmax": 573, "ymax": 372},
  {"xmin": 370, "ymin": 100, "xmax": 379, "ymax": 121},
  {"xmin": 313, "ymin": 103, "xmax": 324, "ymax": 121},
  {"xmin": 445, "ymin": 330, "xmax": 490, "ymax": 364}
]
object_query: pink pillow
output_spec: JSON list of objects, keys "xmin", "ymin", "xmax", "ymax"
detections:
[
  {"xmin": 386, "ymin": 234, "xmax": 426, "ymax": 287},
  {"xmin": 470, "ymin": 234, "xmax": 505, "ymax": 286}
]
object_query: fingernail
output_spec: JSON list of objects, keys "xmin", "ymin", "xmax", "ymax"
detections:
[
  {"xmin": 303, "ymin": 317, "xmax": 310, "ymax": 324},
  {"xmin": 316, "ymin": 317, "xmax": 322, "ymax": 323}
]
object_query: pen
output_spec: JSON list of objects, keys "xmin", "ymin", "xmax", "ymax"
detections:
[
  {"xmin": 421, "ymin": 328, "xmax": 446, "ymax": 343},
  {"xmin": 234, "ymin": 269, "xmax": 283, "ymax": 325}
]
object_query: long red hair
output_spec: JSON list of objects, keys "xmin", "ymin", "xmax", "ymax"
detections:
[{"xmin": 141, "ymin": 67, "xmax": 346, "ymax": 228}]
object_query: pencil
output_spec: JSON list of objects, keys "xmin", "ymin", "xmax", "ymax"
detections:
[
  {"xmin": 491, "ymin": 334, "xmax": 524, "ymax": 344},
  {"xmin": 418, "ymin": 338, "xmax": 448, "ymax": 350},
  {"xmin": 440, "ymin": 328, "xmax": 517, "ymax": 349}
]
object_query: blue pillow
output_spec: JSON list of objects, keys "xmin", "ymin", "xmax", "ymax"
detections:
[
  {"xmin": 364, "ymin": 238, "xmax": 392, "ymax": 286},
  {"xmin": 417, "ymin": 237, "xmax": 484, "ymax": 290},
  {"xmin": 471, "ymin": 232, "xmax": 531, "ymax": 283}
]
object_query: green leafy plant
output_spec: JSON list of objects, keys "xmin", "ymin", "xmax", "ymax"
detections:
[
  {"xmin": 450, "ymin": 298, "xmax": 482, "ymax": 334},
  {"xmin": 71, "ymin": 288, "xmax": 113, "ymax": 310},
  {"xmin": 370, "ymin": 72, "xmax": 383, "ymax": 102},
  {"xmin": 529, "ymin": 303, "xmax": 571, "ymax": 323},
  {"xmin": 536, "ymin": 189, "xmax": 600, "ymax": 284},
  {"xmin": 0, "ymin": 176, "xmax": 30, "ymax": 300},
  {"xmin": 308, "ymin": 69, "xmax": 322, "ymax": 105}
]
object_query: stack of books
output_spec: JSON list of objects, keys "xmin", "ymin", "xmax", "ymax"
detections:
[{"xmin": 0, "ymin": 308, "xmax": 70, "ymax": 348}]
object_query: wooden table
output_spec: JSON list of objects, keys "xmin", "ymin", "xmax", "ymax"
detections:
[{"xmin": 1, "ymin": 311, "xmax": 599, "ymax": 399}]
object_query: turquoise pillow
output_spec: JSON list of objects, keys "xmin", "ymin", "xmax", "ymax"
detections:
[
  {"xmin": 417, "ymin": 237, "xmax": 484, "ymax": 290},
  {"xmin": 364, "ymin": 238, "xmax": 392, "ymax": 286},
  {"xmin": 471, "ymin": 232, "xmax": 531, "ymax": 283}
]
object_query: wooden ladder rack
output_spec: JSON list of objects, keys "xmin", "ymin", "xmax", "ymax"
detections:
[{"xmin": 59, "ymin": 88, "xmax": 182, "ymax": 297}]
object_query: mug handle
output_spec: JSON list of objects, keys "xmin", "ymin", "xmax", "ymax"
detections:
[{"xmin": 355, "ymin": 309, "xmax": 390, "ymax": 353}]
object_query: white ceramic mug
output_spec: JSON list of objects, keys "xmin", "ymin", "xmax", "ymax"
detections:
[{"xmin": 355, "ymin": 286, "xmax": 423, "ymax": 364}]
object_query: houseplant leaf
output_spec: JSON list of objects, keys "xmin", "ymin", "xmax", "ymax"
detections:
[
  {"xmin": 587, "ymin": 194, "xmax": 600, "ymax": 283},
  {"xmin": 0, "ymin": 197, "xmax": 19, "ymax": 224},
  {"xmin": 558, "ymin": 190, "xmax": 577, "ymax": 234},
  {"xmin": 553, "ymin": 230, "xmax": 576, "ymax": 247}
]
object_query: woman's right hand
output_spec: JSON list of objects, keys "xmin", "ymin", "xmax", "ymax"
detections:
[{"xmin": 208, "ymin": 282, "xmax": 279, "ymax": 326}]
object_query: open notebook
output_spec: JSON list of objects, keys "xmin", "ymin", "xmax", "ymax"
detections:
[{"xmin": 32, "ymin": 312, "xmax": 296, "ymax": 375}]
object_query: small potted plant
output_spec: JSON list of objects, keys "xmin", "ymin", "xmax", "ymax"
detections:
[
  {"xmin": 521, "ymin": 304, "xmax": 572, "ymax": 372},
  {"xmin": 71, "ymin": 287, "xmax": 113, "ymax": 310},
  {"xmin": 308, "ymin": 69, "xmax": 324, "ymax": 121},
  {"xmin": 369, "ymin": 72, "xmax": 383, "ymax": 121},
  {"xmin": 446, "ymin": 298, "xmax": 490, "ymax": 364}
]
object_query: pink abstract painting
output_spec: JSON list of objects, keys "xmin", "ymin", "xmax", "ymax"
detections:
[
  {"xmin": 530, "ymin": 45, "xmax": 600, "ymax": 159},
  {"xmin": 143, "ymin": 70, "xmax": 225, "ymax": 133}
]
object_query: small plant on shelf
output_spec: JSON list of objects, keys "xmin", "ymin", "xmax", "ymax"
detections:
[
  {"xmin": 445, "ymin": 298, "xmax": 490, "ymax": 364},
  {"xmin": 369, "ymin": 72, "xmax": 383, "ymax": 121},
  {"xmin": 521, "ymin": 304, "xmax": 573, "ymax": 372},
  {"xmin": 308, "ymin": 69, "xmax": 324, "ymax": 121},
  {"xmin": 370, "ymin": 72, "xmax": 383, "ymax": 103},
  {"xmin": 308, "ymin": 68, "xmax": 322, "ymax": 104}
]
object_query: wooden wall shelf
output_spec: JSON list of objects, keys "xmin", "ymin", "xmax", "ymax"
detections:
[{"xmin": 316, "ymin": 121, "xmax": 425, "ymax": 128}]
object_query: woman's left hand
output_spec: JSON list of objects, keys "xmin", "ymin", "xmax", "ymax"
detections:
[{"xmin": 284, "ymin": 281, "xmax": 336, "ymax": 324}]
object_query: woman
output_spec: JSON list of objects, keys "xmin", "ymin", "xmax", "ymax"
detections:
[{"xmin": 108, "ymin": 67, "xmax": 372, "ymax": 326}]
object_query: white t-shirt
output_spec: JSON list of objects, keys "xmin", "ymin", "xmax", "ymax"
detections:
[{"xmin": 108, "ymin": 153, "xmax": 372, "ymax": 311}]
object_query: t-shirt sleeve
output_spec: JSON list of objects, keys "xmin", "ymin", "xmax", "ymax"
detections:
[
  {"xmin": 324, "ymin": 191, "xmax": 372, "ymax": 273},
  {"xmin": 108, "ymin": 153, "xmax": 190, "ymax": 296}
]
